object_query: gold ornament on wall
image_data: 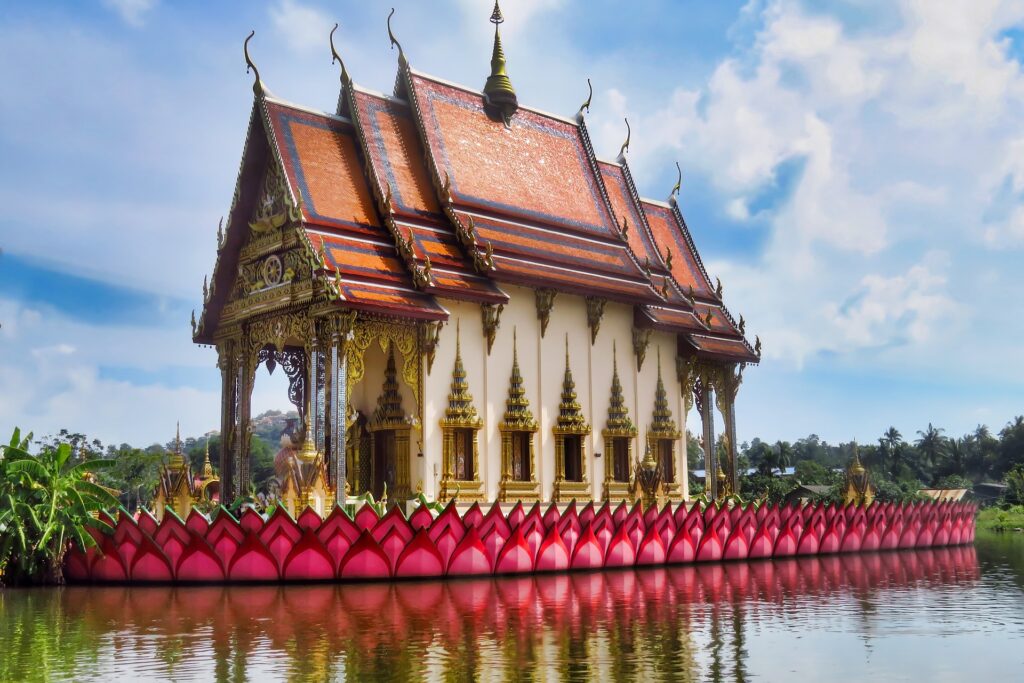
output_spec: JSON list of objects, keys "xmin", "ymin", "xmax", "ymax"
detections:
[
  {"xmin": 481, "ymin": 303, "xmax": 504, "ymax": 355},
  {"xmin": 585, "ymin": 296, "xmax": 606, "ymax": 345},
  {"xmin": 535, "ymin": 288, "xmax": 556, "ymax": 337}
]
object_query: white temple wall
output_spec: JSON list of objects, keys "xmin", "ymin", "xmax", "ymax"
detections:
[
  {"xmin": 482, "ymin": 286, "xmax": 539, "ymax": 501},
  {"xmin": 421, "ymin": 288, "xmax": 690, "ymax": 503}
]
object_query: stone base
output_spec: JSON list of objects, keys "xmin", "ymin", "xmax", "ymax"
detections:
[
  {"xmin": 552, "ymin": 479, "xmax": 591, "ymax": 503},
  {"xmin": 440, "ymin": 478, "xmax": 485, "ymax": 503},
  {"xmin": 603, "ymin": 480, "xmax": 632, "ymax": 503},
  {"xmin": 499, "ymin": 479, "xmax": 541, "ymax": 503}
]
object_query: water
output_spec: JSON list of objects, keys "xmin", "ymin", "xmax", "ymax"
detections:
[{"xmin": 2, "ymin": 534, "xmax": 1022, "ymax": 682}]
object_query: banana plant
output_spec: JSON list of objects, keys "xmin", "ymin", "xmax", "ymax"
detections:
[{"xmin": 1, "ymin": 428, "xmax": 118, "ymax": 585}]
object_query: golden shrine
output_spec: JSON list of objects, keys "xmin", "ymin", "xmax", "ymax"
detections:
[
  {"xmin": 152, "ymin": 427, "xmax": 220, "ymax": 521},
  {"xmin": 191, "ymin": 2, "xmax": 760, "ymax": 509}
]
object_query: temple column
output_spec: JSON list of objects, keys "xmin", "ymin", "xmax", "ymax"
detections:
[
  {"xmin": 217, "ymin": 340, "xmax": 237, "ymax": 501},
  {"xmin": 697, "ymin": 377, "xmax": 717, "ymax": 501},
  {"xmin": 309, "ymin": 331, "xmax": 324, "ymax": 449},
  {"xmin": 328, "ymin": 318, "xmax": 349, "ymax": 506},
  {"xmin": 234, "ymin": 340, "xmax": 256, "ymax": 497},
  {"xmin": 714, "ymin": 363, "xmax": 744, "ymax": 497}
]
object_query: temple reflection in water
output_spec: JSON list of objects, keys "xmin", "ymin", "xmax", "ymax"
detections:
[{"xmin": 37, "ymin": 547, "xmax": 978, "ymax": 682}]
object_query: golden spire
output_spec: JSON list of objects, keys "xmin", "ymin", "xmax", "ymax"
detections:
[
  {"xmin": 557, "ymin": 334, "xmax": 589, "ymax": 431},
  {"xmin": 501, "ymin": 328, "xmax": 536, "ymax": 430},
  {"xmin": 482, "ymin": 1, "xmax": 518, "ymax": 123},
  {"xmin": 442, "ymin": 321, "xmax": 483, "ymax": 427},
  {"xmin": 169, "ymin": 422, "xmax": 185, "ymax": 468},
  {"xmin": 605, "ymin": 341, "xmax": 636, "ymax": 435},
  {"xmin": 202, "ymin": 439, "xmax": 214, "ymax": 478},
  {"xmin": 649, "ymin": 349, "xmax": 680, "ymax": 438},
  {"xmin": 373, "ymin": 347, "xmax": 406, "ymax": 426}
]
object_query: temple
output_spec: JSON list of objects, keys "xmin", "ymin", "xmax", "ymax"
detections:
[{"xmin": 192, "ymin": 3, "xmax": 759, "ymax": 511}]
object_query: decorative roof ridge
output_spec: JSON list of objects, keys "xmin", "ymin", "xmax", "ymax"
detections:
[
  {"xmin": 493, "ymin": 251, "xmax": 665, "ymax": 292},
  {"xmin": 193, "ymin": 101, "xmax": 262, "ymax": 344},
  {"xmin": 406, "ymin": 67, "xmax": 581, "ymax": 127},
  {"xmin": 350, "ymin": 83, "xmax": 411, "ymax": 108},
  {"xmin": 344, "ymin": 72, "xmax": 434, "ymax": 290},
  {"xmin": 687, "ymin": 331, "xmax": 760, "ymax": 364},
  {"xmin": 263, "ymin": 94, "xmax": 354, "ymax": 125},
  {"xmin": 667, "ymin": 195, "xmax": 717, "ymax": 302},
  {"xmin": 575, "ymin": 114, "xmax": 656, "ymax": 285},
  {"xmin": 458, "ymin": 206, "xmax": 655, "ymax": 255},
  {"xmin": 398, "ymin": 61, "xmax": 498, "ymax": 275}
]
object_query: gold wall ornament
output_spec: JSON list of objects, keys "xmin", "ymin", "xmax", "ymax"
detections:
[
  {"xmin": 246, "ymin": 311, "xmax": 314, "ymax": 354},
  {"xmin": 481, "ymin": 303, "xmax": 503, "ymax": 355},
  {"xmin": 552, "ymin": 335, "xmax": 591, "ymax": 502},
  {"xmin": 585, "ymin": 296, "xmax": 606, "ymax": 344},
  {"xmin": 345, "ymin": 317, "xmax": 420, "ymax": 409},
  {"xmin": 535, "ymin": 288, "xmax": 556, "ymax": 337},
  {"xmin": 249, "ymin": 161, "xmax": 302, "ymax": 234},
  {"xmin": 632, "ymin": 327, "xmax": 652, "ymax": 371},
  {"xmin": 498, "ymin": 329, "xmax": 540, "ymax": 501},
  {"xmin": 602, "ymin": 341, "xmax": 637, "ymax": 502},
  {"xmin": 439, "ymin": 322, "xmax": 485, "ymax": 501},
  {"xmin": 648, "ymin": 350, "xmax": 682, "ymax": 500},
  {"xmin": 676, "ymin": 354, "xmax": 699, "ymax": 413},
  {"xmin": 420, "ymin": 320, "xmax": 443, "ymax": 374}
]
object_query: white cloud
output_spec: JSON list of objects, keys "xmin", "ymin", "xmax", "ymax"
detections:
[
  {"xmin": 270, "ymin": 0, "xmax": 332, "ymax": 54},
  {"xmin": 102, "ymin": 0, "xmax": 157, "ymax": 27}
]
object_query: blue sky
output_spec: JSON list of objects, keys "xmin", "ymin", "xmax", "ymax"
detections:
[{"xmin": 1, "ymin": 0, "xmax": 1022, "ymax": 447}]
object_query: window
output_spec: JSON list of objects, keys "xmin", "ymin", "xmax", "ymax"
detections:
[
  {"xmin": 564, "ymin": 435, "xmax": 582, "ymax": 482},
  {"xmin": 613, "ymin": 438, "xmax": 630, "ymax": 482},
  {"xmin": 658, "ymin": 440, "xmax": 674, "ymax": 483},
  {"xmin": 512, "ymin": 432, "xmax": 531, "ymax": 481},
  {"xmin": 454, "ymin": 428, "xmax": 474, "ymax": 480}
]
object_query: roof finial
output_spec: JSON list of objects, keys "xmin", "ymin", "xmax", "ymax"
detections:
[
  {"xmin": 330, "ymin": 23, "xmax": 350, "ymax": 85},
  {"xmin": 577, "ymin": 78, "xmax": 593, "ymax": 120},
  {"xmin": 618, "ymin": 118, "xmax": 631, "ymax": 159},
  {"xmin": 670, "ymin": 161, "xmax": 682, "ymax": 200},
  {"xmin": 243, "ymin": 30, "xmax": 265, "ymax": 96},
  {"xmin": 483, "ymin": 0, "xmax": 518, "ymax": 124},
  {"xmin": 387, "ymin": 8, "xmax": 406, "ymax": 65},
  {"xmin": 175, "ymin": 421, "xmax": 182, "ymax": 453}
]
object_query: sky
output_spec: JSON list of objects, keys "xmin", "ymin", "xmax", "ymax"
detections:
[{"xmin": 1, "ymin": 0, "xmax": 1022, "ymax": 448}]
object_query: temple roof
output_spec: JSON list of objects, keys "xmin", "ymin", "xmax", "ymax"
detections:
[{"xmin": 195, "ymin": 25, "xmax": 759, "ymax": 365}]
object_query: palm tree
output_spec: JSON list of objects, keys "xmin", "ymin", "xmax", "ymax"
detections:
[
  {"xmin": 879, "ymin": 427, "xmax": 903, "ymax": 476},
  {"xmin": 947, "ymin": 437, "xmax": 967, "ymax": 477},
  {"xmin": 915, "ymin": 423, "xmax": 948, "ymax": 473},
  {"xmin": 774, "ymin": 441, "xmax": 793, "ymax": 475},
  {"xmin": 1, "ymin": 428, "xmax": 118, "ymax": 585}
]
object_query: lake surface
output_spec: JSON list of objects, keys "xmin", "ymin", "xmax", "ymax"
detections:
[{"xmin": 2, "ymin": 534, "xmax": 1022, "ymax": 682}]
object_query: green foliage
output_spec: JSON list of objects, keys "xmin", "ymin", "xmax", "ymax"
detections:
[
  {"xmin": 977, "ymin": 505, "xmax": 1024, "ymax": 532},
  {"xmin": 0, "ymin": 428, "xmax": 119, "ymax": 585},
  {"xmin": 1004, "ymin": 465, "xmax": 1024, "ymax": 506},
  {"xmin": 793, "ymin": 460, "xmax": 831, "ymax": 485}
]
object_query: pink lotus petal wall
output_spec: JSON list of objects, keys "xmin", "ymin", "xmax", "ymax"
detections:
[{"xmin": 64, "ymin": 500, "xmax": 977, "ymax": 584}]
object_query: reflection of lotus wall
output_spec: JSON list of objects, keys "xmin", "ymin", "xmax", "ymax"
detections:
[{"xmin": 64, "ymin": 500, "xmax": 977, "ymax": 584}]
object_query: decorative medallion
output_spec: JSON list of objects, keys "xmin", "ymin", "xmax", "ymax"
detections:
[
  {"xmin": 421, "ymin": 320, "xmax": 443, "ymax": 375},
  {"xmin": 262, "ymin": 254, "xmax": 284, "ymax": 287}
]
